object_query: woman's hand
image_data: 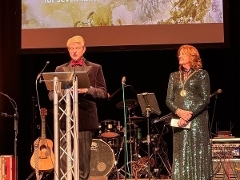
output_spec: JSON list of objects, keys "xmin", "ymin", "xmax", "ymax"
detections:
[
  {"xmin": 175, "ymin": 109, "xmax": 193, "ymax": 121},
  {"xmin": 177, "ymin": 118, "xmax": 188, "ymax": 127}
]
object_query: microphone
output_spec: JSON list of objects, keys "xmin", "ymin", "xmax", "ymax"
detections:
[
  {"xmin": 1, "ymin": 112, "xmax": 8, "ymax": 117},
  {"xmin": 210, "ymin": 89, "xmax": 222, "ymax": 98},
  {"xmin": 121, "ymin": 76, "xmax": 126, "ymax": 85},
  {"xmin": 36, "ymin": 61, "xmax": 50, "ymax": 81},
  {"xmin": 1, "ymin": 112, "xmax": 15, "ymax": 118}
]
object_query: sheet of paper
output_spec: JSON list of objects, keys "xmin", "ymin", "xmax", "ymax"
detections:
[{"xmin": 170, "ymin": 116, "xmax": 191, "ymax": 129}]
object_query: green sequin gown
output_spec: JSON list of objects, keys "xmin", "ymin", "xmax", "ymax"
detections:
[{"xmin": 166, "ymin": 69, "xmax": 213, "ymax": 180}]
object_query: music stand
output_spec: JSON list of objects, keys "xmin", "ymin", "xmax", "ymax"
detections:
[
  {"xmin": 137, "ymin": 93, "xmax": 161, "ymax": 117},
  {"xmin": 137, "ymin": 92, "xmax": 161, "ymax": 179},
  {"xmin": 42, "ymin": 71, "xmax": 90, "ymax": 90}
]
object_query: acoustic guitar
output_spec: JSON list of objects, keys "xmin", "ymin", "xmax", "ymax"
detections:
[{"xmin": 30, "ymin": 108, "xmax": 54, "ymax": 171}]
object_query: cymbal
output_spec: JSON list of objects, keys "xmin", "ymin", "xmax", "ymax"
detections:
[
  {"xmin": 130, "ymin": 115, "xmax": 146, "ymax": 122},
  {"xmin": 116, "ymin": 99, "xmax": 138, "ymax": 109}
]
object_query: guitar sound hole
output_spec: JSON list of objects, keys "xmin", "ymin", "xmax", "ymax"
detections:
[{"xmin": 40, "ymin": 145, "xmax": 50, "ymax": 158}]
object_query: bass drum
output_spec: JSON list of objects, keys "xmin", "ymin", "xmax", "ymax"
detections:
[{"xmin": 90, "ymin": 139, "xmax": 115, "ymax": 176}]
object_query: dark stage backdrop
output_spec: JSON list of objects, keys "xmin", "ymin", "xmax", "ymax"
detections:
[
  {"xmin": 18, "ymin": 47, "xmax": 239, "ymax": 179},
  {"xmin": 0, "ymin": 0, "xmax": 240, "ymax": 180}
]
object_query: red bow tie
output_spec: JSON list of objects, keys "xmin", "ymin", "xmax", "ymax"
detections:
[{"xmin": 71, "ymin": 59, "xmax": 83, "ymax": 67}]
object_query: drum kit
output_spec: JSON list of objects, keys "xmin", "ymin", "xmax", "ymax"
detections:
[{"xmin": 90, "ymin": 98, "xmax": 172, "ymax": 179}]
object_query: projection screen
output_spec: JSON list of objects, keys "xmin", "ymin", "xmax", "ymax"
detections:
[{"xmin": 21, "ymin": 0, "xmax": 225, "ymax": 51}]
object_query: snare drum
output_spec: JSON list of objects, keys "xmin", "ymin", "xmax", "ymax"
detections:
[
  {"xmin": 99, "ymin": 120, "xmax": 120, "ymax": 138},
  {"xmin": 90, "ymin": 139, "xmax": 115, "ymax": 176}
]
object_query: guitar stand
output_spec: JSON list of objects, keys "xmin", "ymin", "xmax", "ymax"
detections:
[
  {"xmin": 26, "ymin": 171, "xmax": 35, "ymax": 180},
  {"xmin": 41, "ymin": 171, "xmax": 53, "ymax": 180},
  {"xmin": 25, "ymin": 171, "xmax": 43, "ymax": 180},
  {"xmin": 26, "ymin": 171, "xmax": 53, "ymax": 180}
]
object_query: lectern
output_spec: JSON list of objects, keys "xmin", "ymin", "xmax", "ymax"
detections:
[{"xmin": 42, "ymin": 71, "xmax": 90, "ymax": 180}]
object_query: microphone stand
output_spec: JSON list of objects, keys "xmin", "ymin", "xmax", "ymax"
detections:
[
  {"xmin": 13, "ymin": 108, "xmax": 18, "ymax": 180},
  {"xmin": 121, "ymin": 77, "xmax": 128, "ymax": 179},
  {"xmin": 210, "ymin": 94, "xmax": 219, "ymax": 139},
  {"xmin": 0, "ymin": 92, "xmax": 18, "ymax": 180}
]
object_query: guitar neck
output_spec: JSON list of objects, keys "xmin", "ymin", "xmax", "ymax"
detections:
[
  {"xmin": 40, "ymin": 108, "xmax": 47, "ymax": 140},
  {"xmin": 41, "ymin": 116, "xmax": 46, "ymax": 139}
]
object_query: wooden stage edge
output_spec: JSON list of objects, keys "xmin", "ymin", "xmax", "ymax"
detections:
[{"xmin": 90, "ymin": 177, "xmax": 171, "ymax": 180}]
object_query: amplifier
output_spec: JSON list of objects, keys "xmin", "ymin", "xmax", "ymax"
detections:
[
  {"xmin": 211, "ymin": 138, "xmax": 240, "ymax": 159},
  {"xmin": 212, "ymin": 159, "xmax": 240, "ymax": 179}
]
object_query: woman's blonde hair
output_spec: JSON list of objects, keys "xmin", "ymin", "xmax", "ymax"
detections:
[
  {"xmin": 177, "ymin": 44, "xmax": 202, "ymax": 71},
  {"xmin": 66, "ymin": 35, "xmax": 85, "ymax": 48}
]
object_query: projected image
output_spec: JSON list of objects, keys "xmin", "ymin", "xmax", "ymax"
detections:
[{"xmin": 22, "ymin": 0, "xmax": 223, "ymax": 29}]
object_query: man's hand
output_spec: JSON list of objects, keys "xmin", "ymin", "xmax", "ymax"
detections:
[{"xmin": 78, "ymin": 88, "xmax": 88, "ymax": 94}]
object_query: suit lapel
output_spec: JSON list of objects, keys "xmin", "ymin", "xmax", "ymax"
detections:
[{"xmin": 62, "ymin": 64, "xmax": 72, "ymax": 72}]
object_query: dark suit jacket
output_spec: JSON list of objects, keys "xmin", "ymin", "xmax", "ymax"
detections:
[{"xmin": 48, "ymin": 59, "xmax": 107, "ymax": 131}]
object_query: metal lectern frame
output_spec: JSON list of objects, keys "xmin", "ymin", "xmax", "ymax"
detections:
[{"xmin": 42, "ymin": 71, "xmax": 90, "ymax": 180}]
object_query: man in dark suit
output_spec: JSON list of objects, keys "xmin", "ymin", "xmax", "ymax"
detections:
[{"xmin": 48, "ymin": 35, "xmax": 107, "ymax": 180}]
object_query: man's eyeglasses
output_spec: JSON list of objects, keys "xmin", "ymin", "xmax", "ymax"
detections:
[{"xmin": 68, "ymin": 47, "xmax": 83, "ymax": 51}]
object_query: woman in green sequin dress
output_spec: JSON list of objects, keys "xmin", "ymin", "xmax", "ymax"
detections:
[{"xmin": 166, "ymin": 45, "xmax": 213, "ymax": 180}]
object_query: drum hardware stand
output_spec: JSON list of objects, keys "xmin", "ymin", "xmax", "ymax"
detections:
[
  {"xmin": 109, "ymin": 134, "xmax": 129, "ymax": 180},
  {"xmin": 116, "ymin": 108, "xmax": 143, "ymax": 179},
  {"xmin": 117, "ymin": 155, "xmax": 155, "ymax": 179},
  {"xmin": 133, "ymin": 127, "xmax": 142, "ymax": 161},
  {"xmin": 117, "ymin": 132, "xmax": 157, "ymax": 179},
  {"xmin": 151, "ymin": 135, "xmax": 172, "ymax": 178},
  {"xmin": 109, "ymin": 146, "xmax": 126, "ymax": 180},
  {"xmin": 125, "ymin": 107, "xmax": 137, "ymax": 178},
  {"xmin": 150, "ymin": 118, "xmax": 172, "ymax": 178},
  {"xmin": 127, "ymin": 109, "xmax": 134, "ymax": 162},
  {"xmin": 128, "ymin": 109, "xmax": 147, "ymax": 178},
  {"xmin": 145, "ymin": 106, "xmax": 152, "ymax": 179},
  {"xmin": 137, "ymin": 92, "xmax": 161, "ymax": 179}
]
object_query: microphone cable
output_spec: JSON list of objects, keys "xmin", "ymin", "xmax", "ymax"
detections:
[
  {"xmin": 35, "ymin": 77, "xmax": 41, "ymax": 114},
  {"xmin": 35, "ymin": 61, "xmax": 50, "ymax": 114}
]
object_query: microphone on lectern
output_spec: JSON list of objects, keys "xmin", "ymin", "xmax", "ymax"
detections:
[{"xmin": 36, "ymin": 61, "xmax": 50, "ymax": 81}]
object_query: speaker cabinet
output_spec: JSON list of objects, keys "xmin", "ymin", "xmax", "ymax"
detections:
[
  {"xmin": 213, "ymin": 159, "xmax": 240, "ymax": 179},
  {"xmin": 0, "ymin": 155, "xmax": 15, "ymax": 180}
]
